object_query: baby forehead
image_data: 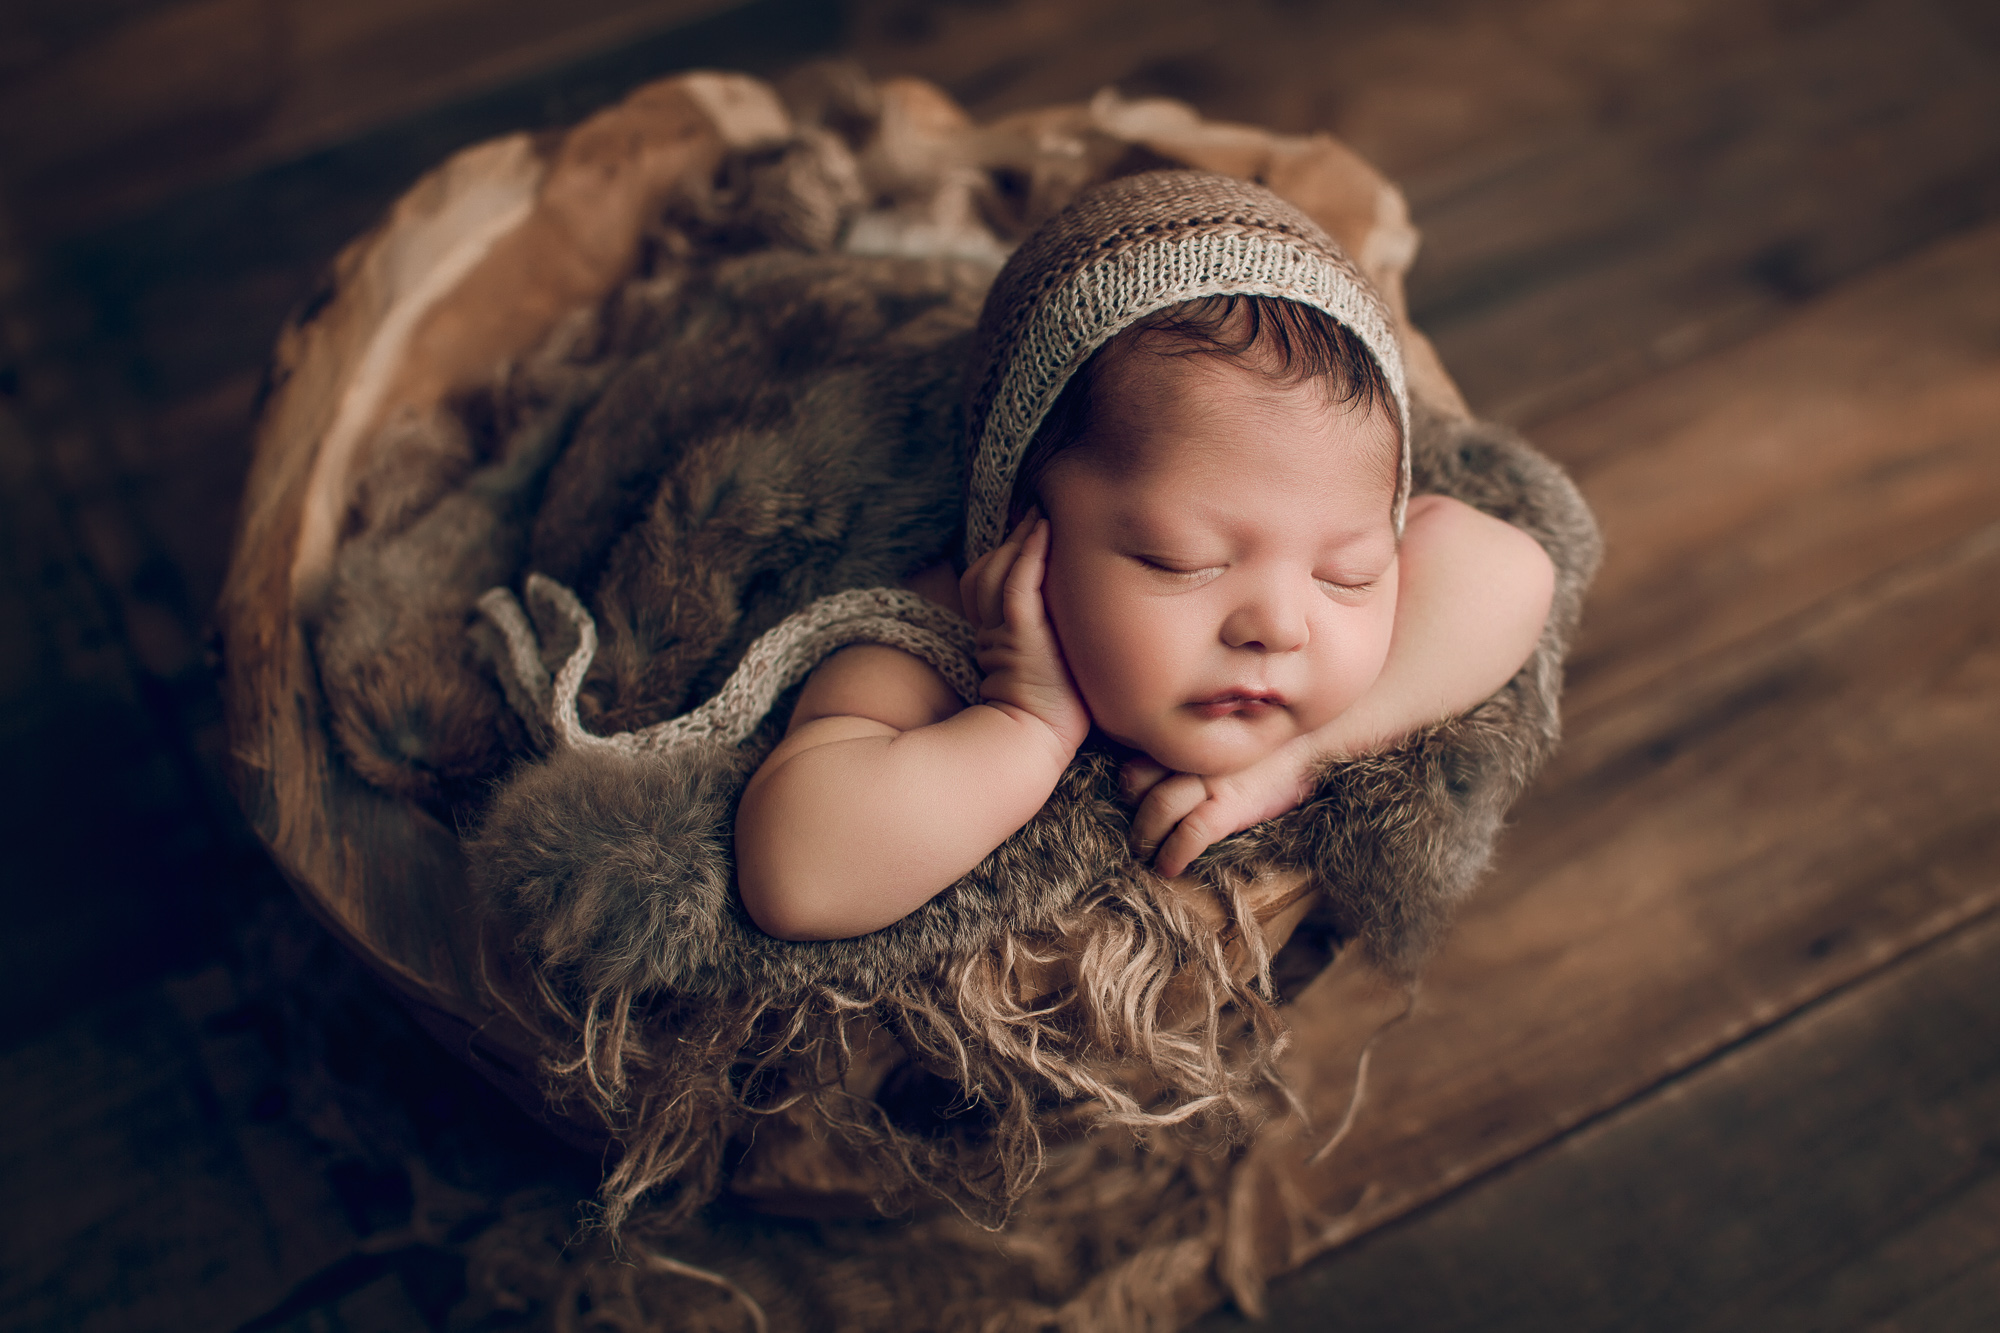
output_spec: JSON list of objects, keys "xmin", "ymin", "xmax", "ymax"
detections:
[
  {"xmin": 1096, "ymin": 343, "xmax": 1344, "ymax": 412},
  {"xmin": 1055, "ymin": 433, "xmax": 1402, "ymax": 551},
  {"xmin": 1083, "ymin": 351, "xmax": 1401, "ymax": 476}
]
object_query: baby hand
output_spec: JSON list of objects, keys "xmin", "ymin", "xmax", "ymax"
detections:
[
  {"xmin": 961, "ymin": 514, "xmax": 1092, "ymax": 753},
  {"xmin": 1122, "ymin": 735, "xmax": 1319, "ymax": 878}
]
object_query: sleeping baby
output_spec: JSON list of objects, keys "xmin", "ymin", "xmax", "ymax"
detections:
[{"xmin": 736, "ymin": 171, "xmax": 1555, "ymax": 940}]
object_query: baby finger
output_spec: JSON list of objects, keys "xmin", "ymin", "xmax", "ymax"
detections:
[
  {"xmin": 962, "ymin": 547, "xmax": 1011, "ymax": 633},
  {"xmin": 1130, "ymin": 773, "xmax": 1207, "ymax": 860},
  {"xmin": 968, "ymin": 514, "xmax": 1036, "ymax": 629},
  {"xmin": 1153, "ymin": 806, "xmax": 1227, "ymax": 879},
  {"xmin": 1000, "ymin": 520, "xmax": 1053, "ymax": 628}
]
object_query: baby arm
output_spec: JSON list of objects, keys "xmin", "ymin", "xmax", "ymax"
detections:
[
  {"xmin": 1129, "ymin": 495, "xmax": 1557, "ymax": 876},
  {"xmin": 736, "ymin": 518, "xmax": 1090, "ymax": 940}
]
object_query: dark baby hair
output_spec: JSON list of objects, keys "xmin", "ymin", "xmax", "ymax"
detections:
[{"xmin": 1008, "ymin": 294, "xmax": 1396, "ymax": 526}]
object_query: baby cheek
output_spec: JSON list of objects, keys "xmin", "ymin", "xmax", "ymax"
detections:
[
  {"xmin": 1046, "ymin": 575, "xmax": 1172, "ymax": 717},
  {"xmin": 1039, "ymin": 562, "xmax": 1114, "ymax": 689},
  {"xmin": 1061, "ymin": 600, "xmax": 1155, "ymax": 705},
  {"xmin": 1347, "ymin": 604, "xmax": 1397, "ymax": 697},
  {"xmin": 1309, "ymin": 604, "xmax": 1395, "ymax": 723}
]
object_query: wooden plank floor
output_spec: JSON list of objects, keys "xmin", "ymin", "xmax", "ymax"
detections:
[
  {"xmin": 2, "ymin": 1, "xmax": 1997, "ymax": 1329},
  {"xmin": 1203, "ymin": 911, "xmax": 2000, "ymax": 1331},
  {"xmin": 0, "ymin": 0, "xmax": 801, "ymax": 240}
]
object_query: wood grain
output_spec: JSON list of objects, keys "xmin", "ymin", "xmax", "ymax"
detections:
[
  {"xmin": 0, "ymin": 0, "xmax": 745, "ymax": 238},
  {"xmin": 0, "ymin": 972, "xmax": 359, "ymax": 1332},
  {"xmin": 1406, "ymin": 0, "xmax": 2000, "ymax": 421},
  {"xmin": 850, "ymin": 0, "xmax": 1883, "ymax": 173},
  {"xmin": 1199, "ymin": 909, "xmax": 2000, "ymax": 1331},
  {"xmin": 1543, "ymin": 222, "xmax": 2000, "ymax": 722}
]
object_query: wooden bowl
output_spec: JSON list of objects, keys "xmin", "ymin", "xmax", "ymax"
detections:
[{"xmin": 215, "ymin": 67, "xmax": 1466, "ymax": 1140}]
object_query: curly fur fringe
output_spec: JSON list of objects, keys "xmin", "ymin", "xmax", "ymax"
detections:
[
  {"xmin": 454, "ymin": 393, "xmax": 1600, "ymax": 1234},
  {"xmin": 469, "ymin": 745, "xmax": 1295, "ymax": 1233}
]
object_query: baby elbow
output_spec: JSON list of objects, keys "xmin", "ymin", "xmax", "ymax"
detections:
[
  {"xmin": 735, "ymin": 778, "xmax": 841, "ymax": 940},
  {"xmin": 737, "ymin": 866, "xmax": 830, "ymax": 941},
  {"xmin": 749, "ymin": 905, "xmax": 820, "ymax": 942},
  {"xmin": 1492, "ymin": 528, "xmax": 1557, "ymax": 669},
  {"xmin": 1513, "ymin": 528, "xmax": 1558, "ymax": 624}
]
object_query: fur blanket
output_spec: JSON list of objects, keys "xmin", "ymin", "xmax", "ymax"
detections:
[{"xmin": 306, "ymin": 74, "xmax": 1602, "ymax": 1235}]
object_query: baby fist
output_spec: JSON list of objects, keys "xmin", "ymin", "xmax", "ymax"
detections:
[{"xmin": 1121, "ymin": 739, "xmax": 1318, "ymax": 878}]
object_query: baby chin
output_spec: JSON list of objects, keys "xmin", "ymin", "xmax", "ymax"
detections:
[{"xmin": 1125, "ymin": 700, "xmax": 1300, "ymax": 777}]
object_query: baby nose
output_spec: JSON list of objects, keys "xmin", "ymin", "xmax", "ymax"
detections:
[{"xmin": 1221, "ymin": 588, "xmax": 1310, "ymax": 653}]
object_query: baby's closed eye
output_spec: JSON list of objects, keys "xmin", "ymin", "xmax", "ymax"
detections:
[
  {"xmin": 1133, "ymin": 554, "xmax": 1225, "ymax": 585},
  {"xmin": 1314, "ymin": 575, "xmax": 1378, "ymax": 599}
]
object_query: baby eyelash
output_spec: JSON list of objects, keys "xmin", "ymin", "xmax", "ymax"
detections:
[{"xmin": 1135, "ymin": 556, "xmax": 1220, "ymax": 578}]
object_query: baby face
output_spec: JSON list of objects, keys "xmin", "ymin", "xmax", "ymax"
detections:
[{"xmin": 1037, "ymin": 342, "xmax": 1401, "ymax": 777}]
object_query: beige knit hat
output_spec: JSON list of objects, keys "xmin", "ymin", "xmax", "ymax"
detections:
[{"xmin": 963, "ymin": 170, "xmax": 1411, "ymax": 563}]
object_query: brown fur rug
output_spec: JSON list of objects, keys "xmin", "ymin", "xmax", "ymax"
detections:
[{"xmin": 302, "ymin": 64, "xmax": 1601, "ymax": 1291}]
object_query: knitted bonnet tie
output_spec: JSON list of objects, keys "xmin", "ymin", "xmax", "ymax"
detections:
[
  {"xmin": 477, "ymin": 170, "xmax": 1409, "ymax": 759},
  {"xmin": 963, "ymin": 169, "xmax": 1412, "ymax": 563},
  {"xmin": 476, "ymin": 576, "xmax": 979, "ymax": 760}
]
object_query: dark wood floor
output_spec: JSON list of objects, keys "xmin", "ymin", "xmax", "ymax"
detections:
[{"xmin": 2, "ymin": 1, "xmax": 1996, "ymax": 1329}]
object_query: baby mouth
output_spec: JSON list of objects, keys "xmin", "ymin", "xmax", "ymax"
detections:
[{"xmin": 1188, "ymin": 690, "xmax": 1286, "ymax": 719}]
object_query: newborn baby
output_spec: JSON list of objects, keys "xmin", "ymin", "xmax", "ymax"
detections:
[{"xmin": 738, "ymin": 175, "xmax": 1555, "ymax": 941}]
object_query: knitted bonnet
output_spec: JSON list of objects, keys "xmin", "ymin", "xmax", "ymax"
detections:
[{"xmin": 963, "ymin": 170, "xmax": 1412, "ymax": 563}]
